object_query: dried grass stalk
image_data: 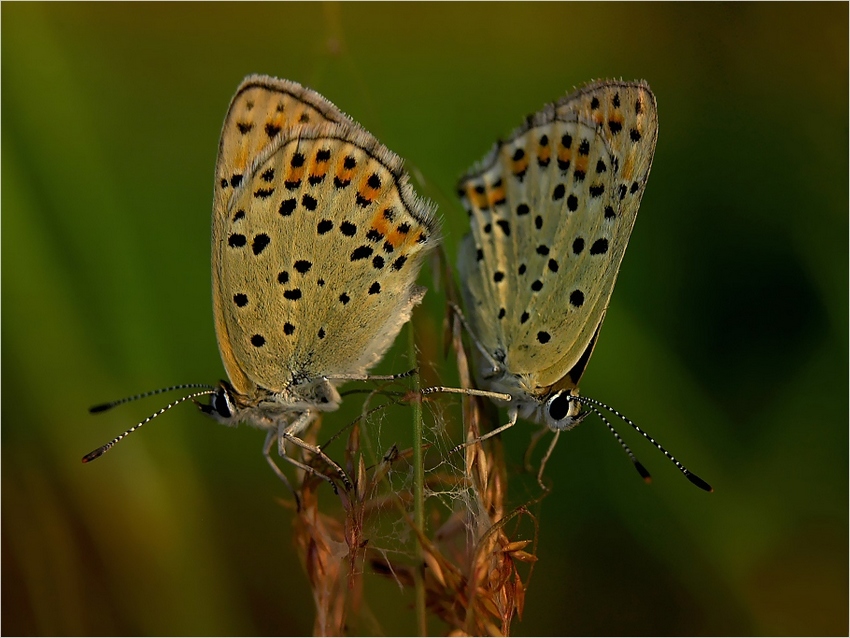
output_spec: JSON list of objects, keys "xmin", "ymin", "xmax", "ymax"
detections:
[{"xmin": 287, "ymin": 264, "xmax": 541, "ymax": 635}]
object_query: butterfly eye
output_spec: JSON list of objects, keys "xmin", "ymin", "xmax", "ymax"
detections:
[
  {"xmin": 545, "ymin": 391, "xmax": 582, "ymax": 428},
  {"xmin": 212, "ymin": 386, "xmax": 234, "ymax": 419}
]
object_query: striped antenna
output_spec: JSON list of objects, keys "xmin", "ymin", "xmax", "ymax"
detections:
[
  {"xmin": 83, "ymin": 388, "xmax": 216, "ymax": 463},
  {"xmin": 586, "ymin": 404, "xmax": 652, "ymax": 483},
  {"xmin": 575, "ymin": 394, "xmax": 713, "ymax": 492},
  {"xmin": 89, "ymin": 383, "xmax": 216, "ymax": 413}
]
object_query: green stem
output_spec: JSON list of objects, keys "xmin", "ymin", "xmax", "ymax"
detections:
[{"xmin": 408, "ymin": 321, "xmax": 427, "ymax": 636}]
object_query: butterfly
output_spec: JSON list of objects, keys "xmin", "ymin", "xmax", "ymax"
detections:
[
  {"xmin": 453, "ymin": 79, "xmax": 710, "ymax": 491},
  {"xmin": 85, "ymin": 75, "xmax": 441, "ymax": 495}
]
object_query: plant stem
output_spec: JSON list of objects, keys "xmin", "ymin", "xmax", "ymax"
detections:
[{"xmin": 408, "ymin": 321, "xmax": 427, "ymax": 636}]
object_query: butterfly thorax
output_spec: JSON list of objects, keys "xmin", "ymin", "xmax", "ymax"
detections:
[{"xmin": 201, "ymin": 378, "xmax": 341, "ymax": 429}]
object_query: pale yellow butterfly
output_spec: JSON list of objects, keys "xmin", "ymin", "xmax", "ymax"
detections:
[{"xmin": 85, "ymin": 76, "xmax": 441, "ymax": 494}]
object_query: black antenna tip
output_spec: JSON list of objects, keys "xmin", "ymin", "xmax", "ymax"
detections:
[
  {"xmin": 89, "ymin": 403, "xmax": 113, "ymax": 414},
  {"xmin": 686, "ymin": 471, "xmax": 713, "ymax": 493},
  {"xmin": 82, "ymin": 447, "xmax": 108, "ymax": 463},
  {"xmin": 634, "ymin": 460, "xmax": 652, "ymax": 483}
]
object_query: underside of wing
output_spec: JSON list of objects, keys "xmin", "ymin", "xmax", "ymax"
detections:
[
  {"xmin": 457, "ymin": 80, "xmax": 657, "ymax": 393},
  {"xmin": 211, "ymin": 76, "xmax": 358, "ymax": 394},
  {"xmin": 215, "ymin": 123, "xmax": 440, "ymax": 393},
  {"xmin": 213, "ymin": 75, "xmax": 354, "ymax": 206}
]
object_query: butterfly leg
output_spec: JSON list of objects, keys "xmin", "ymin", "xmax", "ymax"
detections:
[
  {"xmin": 448, "ymin": 301, "xmax": 503, "ymax": 377},
  {"xmin": 450, "ymin": 405, "xmax": 519, "ymax": 454},
  {"xmin": 272, "ymin": 425, "xmax": 341, "ymax": 495},
  {"xmin": 536, "ymin": 430, "xmax": 561, "ymax": 491},
  {"xmin": 420, "ymin": 386, "xmax": 511, "ymax": 401},
  {"xmin": 326, "ymin": 369, "xmax": 418, "ymax": 382},
  {"xmin": 280, "ymin": 411, "xmax": 353, "ymax": 492},
  {"xmin": 262, "ymin": 428, "xmax": 301, "ymax": 509},
  {"xmin": 524, "ymin": 426, "xmax": 552, "ymax": 474}
]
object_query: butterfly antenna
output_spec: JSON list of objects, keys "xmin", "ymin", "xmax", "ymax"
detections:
[
  {"xmin": 89, "ymin": 383, "xmax": 216, "ymax": 413},
  {"xmin": 82, "ymin": 389, "xmax": 216, "ymax": 463},
  {"xmin": 586, "ymin": 404, "xmax": 652, "ymax": 483},
  {"xmin": 577, "ymin": 394, "xmax": 713, "ymax": 492}
]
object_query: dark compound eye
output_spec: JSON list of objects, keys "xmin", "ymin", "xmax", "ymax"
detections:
[
  {"xmin": 213, "ymin": 389, "xmax": 232, "ymax": 418},
  {"xmin": 547, "ymin": 393, "xmax": 572, "ymax": 421}
]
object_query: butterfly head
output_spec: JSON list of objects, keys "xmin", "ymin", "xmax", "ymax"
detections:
[
  {"xmin": 197, "ymin": 378, "xmax": 342, "ymax": 428},
  {"xmin": 197, "ymin": 380, "xmax": 242, "ymax": 426}
]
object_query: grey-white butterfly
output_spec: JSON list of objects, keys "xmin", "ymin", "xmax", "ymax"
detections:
[{"xmin": 449, "ymin": 79, "xmax": 710, "ymax": 491}]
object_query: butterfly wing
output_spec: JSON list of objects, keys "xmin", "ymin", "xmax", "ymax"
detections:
[
  {"xmin": 212, "ymin": 76, "xmax": 359, "ymax": 394},
  {"xmin": 458, "ymin": 80, "xmax": 657, "ymax": 395},
  {"xmin": 215, "ymin": 121, "xmax": 439, "ymax": 394},
  {"xmin": 213, "ymin": 75, "xmax": 354, "ymax": 203}
]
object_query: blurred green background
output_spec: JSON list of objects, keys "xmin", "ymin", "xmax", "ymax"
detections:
[{"xmin": 3, "ymin": 3, "xmax": 847, "ymax": 636}]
